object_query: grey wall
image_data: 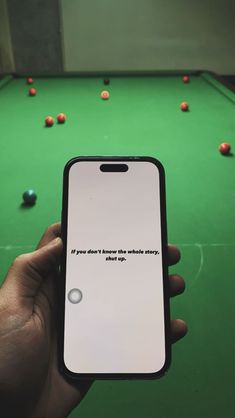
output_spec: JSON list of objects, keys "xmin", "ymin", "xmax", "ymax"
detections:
[
  {"xmin": 2, "ymin": 0, "xmax": 235, "ymax": 75},
  {"xmin": 7, "ymin": 0, "xmax": 63, "ymax": 74},
  {"xmin": 0, "ymin": 0, "xmax": 15, "ymax": 73},
  {"xmin": 61, "ymin": 0, "xmax": 235, "ymax": 74}
]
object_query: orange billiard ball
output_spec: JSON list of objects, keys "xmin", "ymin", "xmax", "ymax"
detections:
[
  {"xmin": 57, "ymin": 113, "xmax": 66, "ymax": 123},
  {"xmin": 180, "ymin": 101, "xmax": 189, "ymax": 111},
  {"xmin": 45, "ymin": 116, "xmax": 54, "ymax": 127},
  {"xmin": 101, "ymin": 90, "xmax": 110, "ymax": 100},
  {"xmin": 219, "ymin": 142, "xmax": 231, "ymax": 155},
  {"xmin": 29, "ymin": 88, "xmax": 36, "ymax": 96},
  {"xmin": 183, "ymin": 75, "xmax": 190, "ymax": 83}
]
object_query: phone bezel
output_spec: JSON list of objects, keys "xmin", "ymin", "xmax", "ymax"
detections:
[{"xmin": 58, "ymin": 156, "xmax": 171, "ymax": 380}]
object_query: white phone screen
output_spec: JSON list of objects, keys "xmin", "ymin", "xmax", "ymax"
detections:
[{"xmin": 63, "ymin": 159, "xmax": 166, "ymax": 374}]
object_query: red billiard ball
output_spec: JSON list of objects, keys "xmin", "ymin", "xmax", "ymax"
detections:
[
  {"xmin": 219, "ymin": 142, "xmax": 231, "ymax": 155},
  {"xmin": 27, "ymin": 77, "xmax": 33, "ymax": 84},
  {"xmin": 29, "ymin": 88, "xmax": 37, "ymax": 96},
  {"xmin": 57, "ymin": 113, "xmax": 66, "ymax": 123},
  {"xmin": 45, "ymin": 116, "xmax": 54, "ymax": 127},
  {"xmin": 180, "ymin": 101, "xmax": 189, "ymax": 111},
  {"xmin": 183, "ymin": 75, "xmax": 190, "ymax": 83},
  {"xmin": 101, "ymin": 90, "xmax": 110, "ymax": 100},
  {"xmin": 104, "ymin": 78, "xmax": 110, "ymax": 85}
]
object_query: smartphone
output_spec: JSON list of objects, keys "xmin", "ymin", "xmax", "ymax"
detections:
[{"xmin": 59, "ymin": 156, "xmax": 170, "ymax": 380}]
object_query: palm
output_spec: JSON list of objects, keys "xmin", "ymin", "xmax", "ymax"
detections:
[
  {"xmin": 41, "ymin": 314, "xmax": 93, "ymax": 418},
  {"xmin": 0, "ymin": 223, "xmax": 186, "ymax": 418},
  {"xmin": 33, "ymin": 223, "xmax": 186, "ymax": 417}
]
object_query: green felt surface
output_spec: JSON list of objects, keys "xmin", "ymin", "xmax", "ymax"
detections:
[{"xmin": 0, "ymin": 73, "xmax": 235, "ymax": 417}]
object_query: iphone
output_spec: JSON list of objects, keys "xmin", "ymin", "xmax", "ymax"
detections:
[{"xmin": 59, "ymin": 156, "xmax": 170, "ymax": 379}]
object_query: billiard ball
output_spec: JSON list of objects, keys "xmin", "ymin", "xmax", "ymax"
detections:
[
  {"xmin": 101, "ymin": 90, "xmax": 110, "ymax": 100},
  {"xmin": 29, "ymin": 88, "xmax": 36, "ymax": 96},
  {"xmin": 219, "ymin": 142, "xmax": 231, "ymax": 155},
  {"xmin": 183, "ymin": 75, "xmax": 190, "ymax": 83},
  {"xmin": 57, "ymin": 113, "xmax": 66, "ymax": 123},
  {"xmin": 27, "ymin": 77, "xmax": 33, "ymax": 84},
  {"xmin": 180, "ymin": 101, "xmax": 189, "ymax": 111},
  {"xmin": 45, "ymin": 116, "xmax": 54, "ymax": 127},
  {"xmin": 104, "ymin": 78, "xmax": 110, "ymax": 85},
  {"xmin": 22, "ymin": 189, "xmax": 37, "ymax": 206}
]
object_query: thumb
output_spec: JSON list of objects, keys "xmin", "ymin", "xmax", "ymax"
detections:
[{"xmin": 2, "ymin": 237, "xmax": 63, "ymax": 300}]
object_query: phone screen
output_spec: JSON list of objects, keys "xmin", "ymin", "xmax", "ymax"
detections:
[{"xmin": 62, "ymin": 158, "xmax": 169, "ymax": 376}]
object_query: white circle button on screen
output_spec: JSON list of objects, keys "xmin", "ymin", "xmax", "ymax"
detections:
[{"xmin": 68, "ymin": 288, "xmax": 83, "ymax": 304}]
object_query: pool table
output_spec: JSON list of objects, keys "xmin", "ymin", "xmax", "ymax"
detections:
[{"xmin": 0, "ymin": 72, "xmax": 235, "ymax": 418}]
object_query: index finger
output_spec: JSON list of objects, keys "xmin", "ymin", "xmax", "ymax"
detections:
[{"xmin": 167, "ymin": 244, "xmax": 181, "ymax": 266}]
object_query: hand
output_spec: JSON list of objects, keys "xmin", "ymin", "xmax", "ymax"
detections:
[{"xmin": 0, "ymin": 223, "xmax": 187, "ymax": 418}]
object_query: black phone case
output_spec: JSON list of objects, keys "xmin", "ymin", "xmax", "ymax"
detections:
[{"xmin": 58, "ymin": 156, "xmax": 171, "ymax": 380}]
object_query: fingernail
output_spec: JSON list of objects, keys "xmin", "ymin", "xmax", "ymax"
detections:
[{"xmin": 49, "ymin": 237, "xmax": 61, "ymax": 246}]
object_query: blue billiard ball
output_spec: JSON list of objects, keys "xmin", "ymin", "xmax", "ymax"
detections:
[{"xmin": 22, "ymin": 189, "xmax": 37, "ymax": 205}]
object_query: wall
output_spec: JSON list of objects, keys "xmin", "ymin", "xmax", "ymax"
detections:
[
  {"xmin": 61, "ymin": 0, "xmax": 235, "ymax": 74},
  {"xmin": 0, "ymin": 0, "xmax": 15, "ymax": 74},
  {"xmin": 7, "ymin": 0, "xmax": 63, "ymax": 74},
  {"xmin": 2, "ymin": 0, "xmax": 235, "ymax": 75}
]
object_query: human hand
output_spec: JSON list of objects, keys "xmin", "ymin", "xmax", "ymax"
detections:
[{"xmin": 0, "ymin": 223, "xmax": 187, "ymax": 418}]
